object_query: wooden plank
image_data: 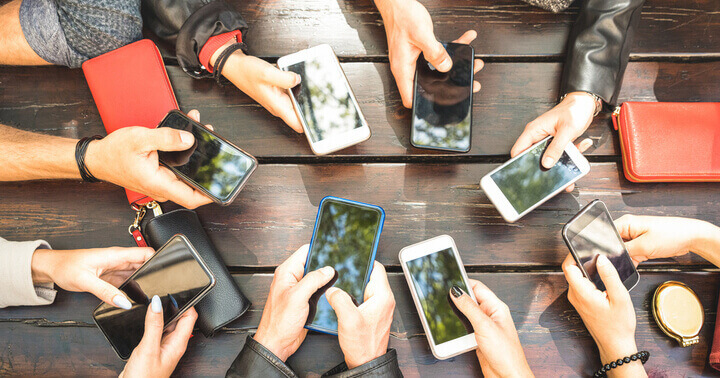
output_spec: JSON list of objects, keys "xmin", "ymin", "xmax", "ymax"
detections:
[
  {"xmin": 1, "ymin": 272, "xmax": 717, "ymax": 376},
  {"xmin": 1, "ymin": 61, "xmax": 718, "ymax": 159},
  {"xmin": 0, "ymin": 162, "xmax": 718, "ymax": 268},
  {"xmin": 232, "ymin": 0, "xmax": 720, "ymax": 58}
]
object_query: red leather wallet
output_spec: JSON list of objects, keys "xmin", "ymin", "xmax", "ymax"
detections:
[
  {"xmin": 612, "ymin": 102, "xmax": 720, "ymax": 182},
  {"xmin": 82, "ymin": 39, "xmax": 179, "ymax": 205}
]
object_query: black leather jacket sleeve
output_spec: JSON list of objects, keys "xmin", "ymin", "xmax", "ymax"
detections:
[
  {"xmin": 322, "ymin": 349, "xmax": 404, "ymax": 377},
  {"xmin": 141, "ymin": 0, "xmax": 248, "ymax": 78},
  {"xmin": 559, "ymin": 0, "xmax": 646, "ymax": 105}
]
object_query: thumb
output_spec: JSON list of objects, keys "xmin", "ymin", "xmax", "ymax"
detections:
[
  {"xmin": 144, "ymin": 127, "xmax": 195, "ymax": 153},
  {"xmin": 264, "ymin": 66, "xmax": 302, "ymax": 89},
  {"xmin": 595, "ymin": 255, "xmax": 631, "ymax": 304},
  {"xmin": 541, "ymin": 128, "xmax": 575, "ymax": 169},
  {"xmin": 83, "ymin": 274, "xmax": 134, "ymax": 310},
  {"xmin": 325, "ymin": 287, "xmax": 360, "ymax": 321},
  {"xmin": 449, "ymin": 285, "xmax": 490, "ymax": 331},
  {"xmin": 139, "ymin": 295, "xmax": 164, "ymax": 349},
  {"xmin": 418, "ymin": 38, "xmax": 452, "ymax": 72}
]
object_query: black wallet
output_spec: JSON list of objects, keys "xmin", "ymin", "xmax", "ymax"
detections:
[{"xmin": 143, "ymin": 209, "xmax": 251, "ymax": 337}]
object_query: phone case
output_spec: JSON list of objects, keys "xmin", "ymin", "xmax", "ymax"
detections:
[
  {"xmin": 82, "ymin": 39, "xmax": 180, "ymax": 206},
  {"xmin": 143, "ymin": 209, "xmax": 251, "ymax": 337},
  {"xmin": 304, "ymin": 196, "xmax": 385, "ymax": 335}
]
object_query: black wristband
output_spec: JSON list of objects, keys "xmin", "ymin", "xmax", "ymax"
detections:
[
  {"xmin": 593, "ymin": 350, "xmax": 649, "ymax": 377},
  {"xmin": 212, "ymin": 42, "xmax": 247, "ymax": 86},
  {"xmin": 75, "ymin": 135, "xmax": 103, "ymax": 183}
]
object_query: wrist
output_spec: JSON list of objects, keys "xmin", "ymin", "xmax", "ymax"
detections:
[
  {"xmin": 30, "ymin": 249, "xmax": 55, "ymax": 284},
  {"xmin": 689, "ymin": 220, "xmax": 720, "ymax": 261},
  {"xmin": 252, "ymin": 331, "xmax": 289, "ymax": 362},
  {"xmin": 346, "ymin": 348, "xmax": 385, "ymax": 369},
  {"xmin": 374, "ymin": 0, "xmax": 411, "ymax": 17},
  {"xmin": 209, "ymin": 40, "xmax": 240, "ymax": 70},
  {"xmin": 562, "ymin": 91, "xmax": 601, "ymax": 117},
  {"xmin": 597, "ymin": 339, "xmax": 638, "ymax": 365},
  {"xmin": 82, "ymin": 139, "xmax": 106, "ymax": 182}
]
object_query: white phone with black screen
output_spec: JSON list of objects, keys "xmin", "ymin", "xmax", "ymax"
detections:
[
  {"xmin": 277, "ymin": 44, "xmax": 371, "ymax": 155},
  {"xmin": 481, "ymin": 136, "xmax": 591, "ymax": 222},
  {"xmin": 399, "ymin": 235, "xmax": 477, "ymax": 360}
]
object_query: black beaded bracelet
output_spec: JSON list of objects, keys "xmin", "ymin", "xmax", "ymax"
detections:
[
  {"xmin": 75, "ymin": 135, "xmax": 103, "ymax": 183},
  {"xmin": 212, "ymin": 42, "xmax": 247, "ymax": 86},
  {"xmin": 593, "ymin": 351, "xmax": 649, "ymax": 377}
]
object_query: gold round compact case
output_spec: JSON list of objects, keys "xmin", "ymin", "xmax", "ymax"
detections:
[{"xmin": 652, "ymin": 281, "xmax": 704, "ymax": 347}]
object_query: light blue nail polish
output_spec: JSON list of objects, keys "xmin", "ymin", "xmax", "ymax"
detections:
[
  {"xmin": 151, "ymin": 295, "xmax": 162, "ymax": 313},
  {"xmin": 113, "ymin": 295, "xmax": 132, "ymax": 310}
]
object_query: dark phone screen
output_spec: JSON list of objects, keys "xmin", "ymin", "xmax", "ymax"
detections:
[
  {"xmin": 157, "ymin": 112, "xmax": 256, "ymax": 203},
  {"xmin": 305, "ymin": 199, "xmax": 383, "ymax": 332},
  {"xmin": 93, "ymin": 236, "xmax": 213, "ymax": 359},
  {"xmin": 406, "ymin": 248, "xmax": 472, "ymax": 345},
  {"xmin": 412, "ymin": 43, "xmax": 473, "ymax": 151},
  {"xmin": 566, "ymin": 203, "xmax": 637, "ymax": 291},
  {"xmin": 286, "ymin": 50, "xmax": 363, "ymax": 143},
  {"xmin": 490, "ymin": 138, "xmax": 581, "ymax": 214}
]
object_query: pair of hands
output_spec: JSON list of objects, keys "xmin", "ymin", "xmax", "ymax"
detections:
[
  {"xmin": 254, "ymin": 245, "xmax": 396, "ymax": 368},
  {"xmin": 31, "ymin": 247, "xmax": 196, "ymax": 377}
]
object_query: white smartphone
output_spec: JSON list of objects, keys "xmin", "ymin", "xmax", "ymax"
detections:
[
  {"xmin": 481, "ymin": 136, "xmax": 591, "ymax": 223},
  {"xmin": 277, "ymin": 44, "xmax": 371, "ymax": 155},
  {"xmin": 399, "ymin": 235, "xmax": 478, "ymax": 360}
]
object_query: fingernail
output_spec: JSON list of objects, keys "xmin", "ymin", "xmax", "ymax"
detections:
[
  {"xmin": 320, "ymin": 266, "xmax": 335, "ymax": 277},
  {"xmin": 325, "ymin": 287, "xmax": 338, "ymax": 296},
  {"xmin": 597, "ymin": 254, "xmax": 610, "ymax": 266},
  {"xmin": 450, "ymin": 285, "xmax": 465, "ymax": 298},
  {"xmin": 179, "ymin": 131, "xmax": 194, "ymax": 146},
  {"xmin": 113, "ymin": 295, "xmax": 132, "ymax": 310},
  {"xmin": 438, "ymin": 57, "xmax": 452, "ymax": 71},
  {"xmin": 151, "ymin": 295, "xmax": 162, "ymax": 313},
  {"xmin": 294, "ymin": 74, "xmax": 302, "ymax": 86},
  {"xmin": 542, "ymin": 157, "xmax": 555, "ymax": 168}
]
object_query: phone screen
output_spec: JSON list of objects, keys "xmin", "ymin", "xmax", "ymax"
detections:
[
  {"xmin": 305, "ymin": 198, "xmax": 384, "ymax": 333},
  {"xmin": 412, "ymin": 43, "xmax": 473, "ymax": 151},
  {"xmin": 406, "ymin": 248, "xmax": 472, "ymax": 345},
  {"xmin": 157, "ymin": 111, "xmax": 256, "ymax": 203},
  {"xmin": 93, "ymin": 236, "xmax": 213, "ymax": 359},
  {"xmin": 566, "ymin": 202, "xmax": 637, "ymax": 291},
  {"xmin": 490, "ymin": 138, "xmax": 582, "ymax": 214},
  {"xmin": 285, "ymin": 49, "xmax": 363, "ymax": 143}
]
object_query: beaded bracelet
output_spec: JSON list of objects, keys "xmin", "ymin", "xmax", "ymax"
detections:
[
  {"xmin": 593, "ymin": 351, "xmax": 649, "ymax": 377},
  {"xmin": 75, "ymin": 135, "xmax": 103, "ymax": 183}
]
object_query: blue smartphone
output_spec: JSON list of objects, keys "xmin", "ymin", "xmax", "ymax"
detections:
[{"xmin": 304, "ymin": 196, "xmax": 385, "ymax": 335}]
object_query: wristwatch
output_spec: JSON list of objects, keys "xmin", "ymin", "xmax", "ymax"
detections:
[{"xmin": 559, "ymin": 92, "xmax": 603, "ymax": 117}]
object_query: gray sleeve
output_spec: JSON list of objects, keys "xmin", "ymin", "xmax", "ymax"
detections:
[{"xmin": 0, "ymin": 237, "xmax": 56, "ymax": 308}]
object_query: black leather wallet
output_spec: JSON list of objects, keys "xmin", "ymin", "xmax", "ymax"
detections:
[{"xmin": 143, "ymin": 209, "xmax": 251, "ymax": 337}]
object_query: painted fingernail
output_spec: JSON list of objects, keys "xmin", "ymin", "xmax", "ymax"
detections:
[
  {"xmin": 151, "ymin": 295, "xmax": 162, "ymax": 313},
  {"xmin": 542, "ymin": 157, "xmax": 555, "ymax": 168},
  {"xmin": 450, "ymin": 285, "xmax": 465, "ymax": 298},
  {"xmin": 113, "ymin": 295, "xmax": 132, "ymax": 310},
  {"xmin": 320, "ymin": 266, "xmax": 335, "ymax": 277},
  {"xmin": 438, "ymin": 57, "xmax": 452, "ymax": 71},
  {"xmin": 179, "ymin": 131, "xmax": 194, "ymax": 146}
]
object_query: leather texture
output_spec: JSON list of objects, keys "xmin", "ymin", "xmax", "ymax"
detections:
[
  {"xmin": 560, "ymin": 0, "xmax": 646, "ymax": 105},
  {"xmin": 143, "ymin": 209, "xmax": 251, "ymax": 337},
  {"xmin": 225, "ymin": 336, "xmax": 403, "ymax": 378},
  {"xmin": 141, "ymin": 0, "xmax": 248, "ymax": 78},
  {"xmin": 81, "ymin": 39, "xmax": 179, "ymax": 206},
  {"xmin": 613, "ymin": 102, "xmax": 720, "ymax": 182}
]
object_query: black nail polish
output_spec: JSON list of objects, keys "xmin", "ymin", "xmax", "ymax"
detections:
[{"xmin": 450, "ymin": 285, "xmax": 465, "ymax": 298}]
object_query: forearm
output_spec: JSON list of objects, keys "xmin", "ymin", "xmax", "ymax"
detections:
[
  {"xmin": 0, "ymin": 125, "xmax": 80, "ymax": 181},
  {"xmin": 689, "ymin": 220, "xmax": 720, "ymax": 267}
]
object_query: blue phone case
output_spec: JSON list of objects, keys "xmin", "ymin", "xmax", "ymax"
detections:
[{"xmin": 303, "ymin": 196, "xmax": 385, "ymax": 335}]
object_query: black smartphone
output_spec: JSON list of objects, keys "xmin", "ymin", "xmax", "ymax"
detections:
[
  {"xmin": 304, "ymin": 196, "xmax": 385, "ymax": 335},
  {"xmin": 157, "ymin": 110, "xmax": 257, "ymax": 205},
  {"xmin": 93, "ymin": 234, "xmax": 215, "ymax": 360},
  {"xmin": 411, "ymin": 42, "xmax": 474, "ymax": 152},
  {"xmin": 562, "ymin": 200, "xmax": 639, "ymax": 291}
]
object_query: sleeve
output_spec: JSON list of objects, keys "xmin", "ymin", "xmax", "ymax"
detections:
[
  {"xmin": 141, "ymin": 0, "xmax": 248, "ymax": 78},
  {"xmin": 0, "ymin": 237, "xmax": 56, "ymax": 308},
  {"xmin": 559, "ymin": 0, "xmax": 646, "ymax": 105},
  {"xmin": 321, "ymin": 349, "xmax": 404, "ymax": 378},
  {"xmin": 225, "ymin": 335, "xmax": 299, "ymax": 378}
]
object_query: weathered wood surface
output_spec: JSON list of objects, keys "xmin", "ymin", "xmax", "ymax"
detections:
[{"xmin": 2, "ymin": 272, "xmax": 718, "ymax": 376}]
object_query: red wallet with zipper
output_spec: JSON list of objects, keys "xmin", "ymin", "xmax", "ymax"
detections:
[
  {"xmin": 612, "ymin": 102, "xmax": 720, "ymax": 182},
  {"xmin": 82, "ymin": 39, "xmax": 179, "ymax": 206}
]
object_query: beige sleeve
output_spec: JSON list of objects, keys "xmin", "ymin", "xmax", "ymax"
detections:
[{"xmin": 0, "ymin": 237, "xmax": 57, "ymax": 308}]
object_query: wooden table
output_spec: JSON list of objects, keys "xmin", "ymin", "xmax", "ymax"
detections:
[{"xmin": 1, "ymin": 0, "xmax": 719, "ymax": 376}]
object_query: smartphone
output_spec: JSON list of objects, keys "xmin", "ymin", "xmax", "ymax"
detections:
[
  {"xmin": 277, "ymin": 44, "xmax": 371, "ymax": 155},
  {"xmin": 304, "ymin": 196, "xmax": 385, "ymax": 334},
  {"xmin": 562, "ymin": 200, "xmax": 639, "ymax": 291},
  {"xmin": 157, "ymin": 110, "xmax": 258, "ymax": 205},
  {"xmin": 480, "ymin": 136, "xmax": 591, "ymax": 222},
  {"xmin": 399, "ymin": 235, "xmax": 477, "ymax": 359},
  {"xmin": 411, "ymin": 42, "xmax": 474, "ymax": 152},
  {"xmin": 93, "ymin": 234, "xmax": 215, "ymax": 360}
]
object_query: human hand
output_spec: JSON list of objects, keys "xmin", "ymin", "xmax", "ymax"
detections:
[
  {"xmin": 450, "ymin": 279, "xmax": 532, "ymax": 377},
  {"xmin": 375, "ymin": 0, "xmax": 482, "ymax": 108},
  {"xmin": 84, "ymin": 109, "xmax": 214, "ymax": 209},
  {"xmin": 562, "ymin": 254, "xmax": 645, "ymax": 377},
  {"xmin": 120, "ymin": 296, "xmax": 197, "ymax": 378},
  {"xmin": 325, "ymin": 262, "xmax": 395, "ymax": 369},
  {"xmin": 31, "ymin": 246, "xmax": 154, "ymax": 309},
  {"xmin": 253, "ymin": 245, "xmax": 336, "ymax": 361},
  {"xmin": 511, "ymin": 92, "xmax": 596, "ymax": 192}
]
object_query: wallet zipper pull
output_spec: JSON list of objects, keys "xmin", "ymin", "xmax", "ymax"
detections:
[
  {"xmin": 612, "ymin": 105, "xmax": 621, "ymax": 131},
  {"xmin": 128, "ymin": 205, "xmax": 148, "ymax": 247},
  {"xmin": 147, "ymin": 201, "xmax": 163, "ymax": 217}
]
